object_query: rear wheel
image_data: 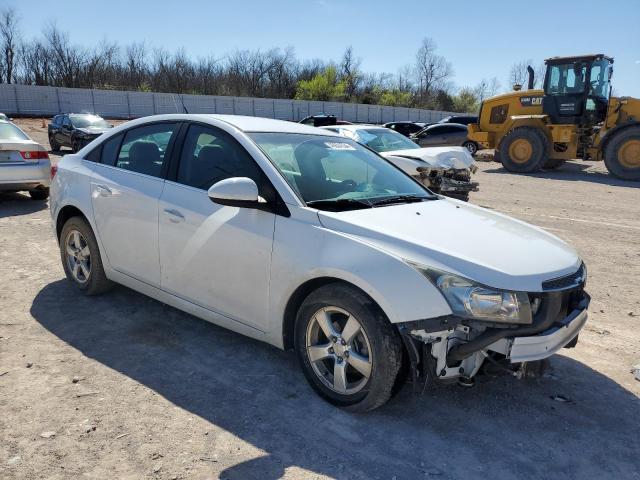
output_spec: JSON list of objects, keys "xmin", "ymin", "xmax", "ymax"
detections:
[
  {"xmin": 497, "ymin": 127, "xmax": 549, "ymax": 173},
  {"xmin": 59, "ymin": 216, "xmax": 113, "ymax": 295},
  {"xmin": 294, "ymin": 283, "xmax": 403, "ymax": 412},
  {"xmin": 28, "ymin": 187, "xmax": 49, "ymax": 200},
  {"xmin": 604, "ymin": 126, "xmax": 640, "ymax": 180},
  {"xmin": 462, "ymin": 141, "xmax": 478, "ymax": 155}
]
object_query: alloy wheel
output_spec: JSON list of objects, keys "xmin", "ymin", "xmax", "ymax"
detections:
[
  {"xmin": 305, "ymin": 306, "xmax": 373, "ymax": 395},
  {"xmin": 65, "ymin": 229, "xmax": 91, "ymax": 284}
]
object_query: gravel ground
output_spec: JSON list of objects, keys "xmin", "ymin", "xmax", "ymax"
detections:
[{"xmin": 1, "ymin": 119, "xmax": 639, "ymax": 480}]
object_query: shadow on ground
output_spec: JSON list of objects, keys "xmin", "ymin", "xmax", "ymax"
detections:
[
  {"xmin": 0, "ymin": 192, "xmax": 48, "ymax": 218},
  {"xmin": 31, "ymin": 280, "xmax": 640, "ymax": 480},
  {"xmin": 483, "ymin": 160, "xmax": 640, "ymax": 189}
]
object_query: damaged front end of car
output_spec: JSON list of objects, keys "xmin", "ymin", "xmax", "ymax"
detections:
[
  {"xmin": 397, "ymin": 263, "xmax": 589, "ymax": 389},
  {"xmin": 381, "ymin": 147, "xmax": 479, "ymax": 202}
]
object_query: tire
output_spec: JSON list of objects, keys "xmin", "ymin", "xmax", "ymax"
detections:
[
  {"xmin": 462, "ymin": 141, "xmax": 478, "ymax": 155},
  {"xmin": 543, "ymin": 159, "xmax": 565, "ymax": 170},
  {"xmin": 497, "ymin": 127, "xmax": 549, "ymax": 173},
  {"xmin": 603, "ymin": 126, "xmax": 640, "ymax": 181},
  {"xmin": 28, "ymin": 187, "xmax": 49, "ymax": 200},
  {"xmin": 59, "ymin": 216, "xmax": 113, "ymax": 295},
  {"xmin": 49, "ymin": 135, "xmax": 59, "ymax": 152},
  {"xmin": 294, "ymin": 283, "xmax": 404, "ymax": 412}
]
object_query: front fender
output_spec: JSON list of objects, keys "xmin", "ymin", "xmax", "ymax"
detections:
[{"xmin": 267, "ymin": 211, "xmax": 452, "ymax": 347}]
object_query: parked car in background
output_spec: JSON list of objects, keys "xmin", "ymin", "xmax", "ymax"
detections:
[
  {"xmin": 321, "ymin": 124, "xmax": 478, "ymax": 201},
  {"xmin": 51, "ymin": 114, "xmax": 589, "ymax": 412},
  {"xmin": 299, "ymin": 114, "xmax": 352, "ymax": 127},
  {"xmin": 437, "ymin": 115, "xmax": 478, "ymax": 125},
  {"xmin": 383, "ymin": 121, "xmax": 427, "ymax": 137},
  {"xmin": 412, "ymin": 123, "xmax": 480, "ymax": 154},
  {"xmin": 48, "ymin": 113, "xmax": 113, "ymax": 153},
  {"xmin": 0, "ymin": 119, "xmax": 51, "ymax": 199}
]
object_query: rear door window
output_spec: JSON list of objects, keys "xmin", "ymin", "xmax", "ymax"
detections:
[{"xmin": 115, "ymin": 123, "xmax": 178, "ymax": 177}]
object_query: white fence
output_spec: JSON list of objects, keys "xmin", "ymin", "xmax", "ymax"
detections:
[{"xmin": 0, "ymin": 84, "xmax": 460, "ymax": 124}]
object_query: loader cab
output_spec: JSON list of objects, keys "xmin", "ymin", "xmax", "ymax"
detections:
[{"xmin": 542, "ymin": 54, "xmax": 613, "ymax": 127}]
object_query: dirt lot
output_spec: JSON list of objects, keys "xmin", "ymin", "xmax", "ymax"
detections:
[{"xmin": 1, "ymin": 118, "xmax": 639, "ymax": 480}]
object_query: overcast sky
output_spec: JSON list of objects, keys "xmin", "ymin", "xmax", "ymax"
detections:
[{"xmin": 6, "ymin": 0, "xmax": 640, "ymax": 97}]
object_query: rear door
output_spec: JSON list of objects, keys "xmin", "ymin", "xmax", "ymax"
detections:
[
  {"xmin": 90, "ymin": 122, "xmax": 179, "ymax": 287},
  {"xmin": 158, "ymin": 122, "xmax": 276, "ymax": 330}
]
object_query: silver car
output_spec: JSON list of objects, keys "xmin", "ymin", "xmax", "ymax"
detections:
[{"xmin": 0, "ymin": 120, "xmax": 51, "ymax": 200}]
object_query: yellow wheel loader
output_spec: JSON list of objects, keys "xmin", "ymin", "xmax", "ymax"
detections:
[{"xmin": 468, "ymin": 54, "xmax": 640, "ymax": 180}]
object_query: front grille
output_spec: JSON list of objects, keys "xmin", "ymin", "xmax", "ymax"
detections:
[{"xmin": 542, "ymin": 263, "xmax": 586, "ymax": 291}]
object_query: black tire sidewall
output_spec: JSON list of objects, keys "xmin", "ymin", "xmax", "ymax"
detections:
[
  {"xmin": 59, "ymin": 216, "xmax": 110, "ymax": 295},
  {"xmin": 604, "ymin": 126, "xmax": 640, "ymax": 181},
  {"xmin": 498, "ymin": 127, "xmax": 548, "ymax": 173},
  {"xmin": 294, "ymin": 283, "xmax": 403, "ymax": 412},
  {"xmin": 463, "ymin": 141, "xmax": 477, "ymax": 155},
  {"xmin": 29, "ymin": 187, "xmax": 49, "ymax": 200}
]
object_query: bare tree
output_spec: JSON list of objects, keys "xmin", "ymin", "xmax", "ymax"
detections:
[
  {"xmin": 0, "ymin": 8, "xmax": 19, "ymax": 83},
  {"xmin": 415, "ymin": 38, "xmax": 452, "ymax": 102},
  {"xmin": 340, "ymin": 46, "xmax": 361, "ymax": 101}
]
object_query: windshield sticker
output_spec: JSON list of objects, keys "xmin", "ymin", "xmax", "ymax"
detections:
[{"xmin": 324, "ymin": 142, "xmax": 356, "ymax": 150}]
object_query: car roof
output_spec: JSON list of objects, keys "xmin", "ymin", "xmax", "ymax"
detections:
[
  {"xmin": 320, "ymin": 123, "xmax": 387, "ymax": 132},
  {"xmin": 105, "ymin": 114, "xmax": 342, "ymax": 136},
  {"xmin": 429, "ymin": 122, "xmax": 467, "ymax": 128}
]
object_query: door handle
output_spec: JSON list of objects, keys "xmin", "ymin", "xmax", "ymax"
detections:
[
  {"xmin": 163, "ymin": 208, "xmax": 185, "ymax": 223},
  {"xmin": 95, "ymin": 184, "xmax": 112, "ymax": 196}
]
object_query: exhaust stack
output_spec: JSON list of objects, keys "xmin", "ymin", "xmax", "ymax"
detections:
[{"xmin": 527, "ymin": 65, "xmax": 535, "ymax": 90}]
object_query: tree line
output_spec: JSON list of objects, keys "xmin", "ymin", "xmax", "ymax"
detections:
[{"xmin": 1, "ymin": 7, "xmax": 534, "ymax": 114}]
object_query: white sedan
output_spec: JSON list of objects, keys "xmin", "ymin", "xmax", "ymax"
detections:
[
  {"xmin": 50, "ymin": 114, "xmax": 589, "ymax": 411},
  {"xmin": 320, "ymin": 124, "xmax": 478, "ymax": 201},
  {"xmin": 0, "ymin": 120, "xmax": 51, "ymax": 199}
]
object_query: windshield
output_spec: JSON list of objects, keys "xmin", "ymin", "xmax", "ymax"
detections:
[
  {"xmin": 70, "ymin": 115, "xmax": 110, "ymax": 129},
  {"xmin": 355, "ymin": 128, "xmax": 420, "ymax": 152},
  {"xmin": 0, "ymin": 122, "xmax": 30, "ymax": 141},
  {"xmin": 249, "ymin": 133, "xmax": 433, "ymax": 210}
]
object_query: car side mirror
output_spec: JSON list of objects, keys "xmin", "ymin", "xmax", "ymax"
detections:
[{"xmin": 207, "ymin": 177, "xmax": 263, "ymax": 208}]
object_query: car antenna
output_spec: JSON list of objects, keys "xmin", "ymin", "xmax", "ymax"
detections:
[{"xmin": 180, "ymin": 95, "xmax": 189, "ymax": 114}]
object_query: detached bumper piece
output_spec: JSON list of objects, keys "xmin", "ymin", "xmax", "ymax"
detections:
[{"xmin": 507, "ymin": 302, "xmax": 587, "ymax": 363}]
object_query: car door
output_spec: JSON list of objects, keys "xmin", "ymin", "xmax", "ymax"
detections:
[
  {"xmin": 90, "ymin": 122, "xmax": 179, "ymax": 287},
  {"xmin": 158, "ymin": 123, "xmax": 277, "ymax": 330},
  {"xmin": 58, "ymin": 115, "xmax": 72, "ymax": 146},
  {"xmin": 446, "ymin": 126, "xmax": 468, "ymax": 146},
  {"xmin": 417, "ymin": 126, "xmax": 441, "ymax": 147}
]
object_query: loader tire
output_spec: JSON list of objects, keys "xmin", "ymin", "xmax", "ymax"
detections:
[
  {"xmin": 603, "ymin": 126, "xmax": 640, "ymax": 181},
  {"xmin": 497, "ymin": 127, "xmax": 549, "ymax": 173}
]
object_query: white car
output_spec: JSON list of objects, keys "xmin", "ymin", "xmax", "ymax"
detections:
[
  {"xmin": 50, "ymin": 114, "xmax": 589, "ymax": 412},
  {"xmin": 320, "ymin": 124, "xmax": 478, "ymax": 201},
  {"xmin": 0, "ymin": 120, "xmax": 51, "ymax": 200}
]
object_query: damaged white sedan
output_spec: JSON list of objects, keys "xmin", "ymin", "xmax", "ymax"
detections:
[
  {"xmin": 51, "ymin": 114, "xmax": 588, "ymax": 412},
  {"xmin": 320, "ymin": 124, "xmax": 478, "ymax": 201}
]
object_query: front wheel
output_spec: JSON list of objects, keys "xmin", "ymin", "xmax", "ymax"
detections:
[
  {"xmin": 497, "ymin": 127, "xmax": 548, "ymax": 173},
  {"xmin": 294, "ymin": 283, "xmax": 404, "ymax": 412},
  {"xmin": 462, "ymin": 141, "xmax": 478, "ymax": 155},
  {"xmin": 603, "ymin": 126, "xmax": 640, "ymax": 180},
  {"xmin": 59, "ymin": 216, "xmax": 113, "ymax": 295}
]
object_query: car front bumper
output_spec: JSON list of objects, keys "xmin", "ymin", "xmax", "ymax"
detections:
[{"xmin": 506, "ymin": 303, "xmax": 588, "ymax": 363}]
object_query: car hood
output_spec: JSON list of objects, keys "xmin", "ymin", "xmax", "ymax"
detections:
[
  {"xmin": 317, "ymin": 199, "xmax": 580, "ymax": 292},
  {"xmin": 77, "ymin": 126, "xmax": 111, "ymax": 135},
  {"xmin": 381, "ymin": 146, "xmax": 474, "ymax": 173}
]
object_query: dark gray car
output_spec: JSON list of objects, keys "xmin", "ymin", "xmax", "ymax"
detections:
[{"xmin": 412, "ymin": 123, "xmax": 479, "ymax": 154}]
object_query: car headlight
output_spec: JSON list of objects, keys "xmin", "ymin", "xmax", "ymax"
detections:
[{"xmin": 407, "ymin": 262, "xmax": 532, "ymax": 324}]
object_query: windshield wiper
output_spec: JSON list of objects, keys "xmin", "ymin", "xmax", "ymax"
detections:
[
  {"xmin": 305, "ymin": 198, "xmax": 374, "ymax": 211},
  {"xmin": 369, "ymin": 194, "xmax": 436, "ymax": 206}
]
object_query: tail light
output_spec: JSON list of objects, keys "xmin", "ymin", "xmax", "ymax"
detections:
[
  {"xmin": 50, "ymin": 165, "xmax": 58, "ymax": 179},
  {"xmin": 20, "ymin": 151, "xmax": 50, "ymax": 160}
]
